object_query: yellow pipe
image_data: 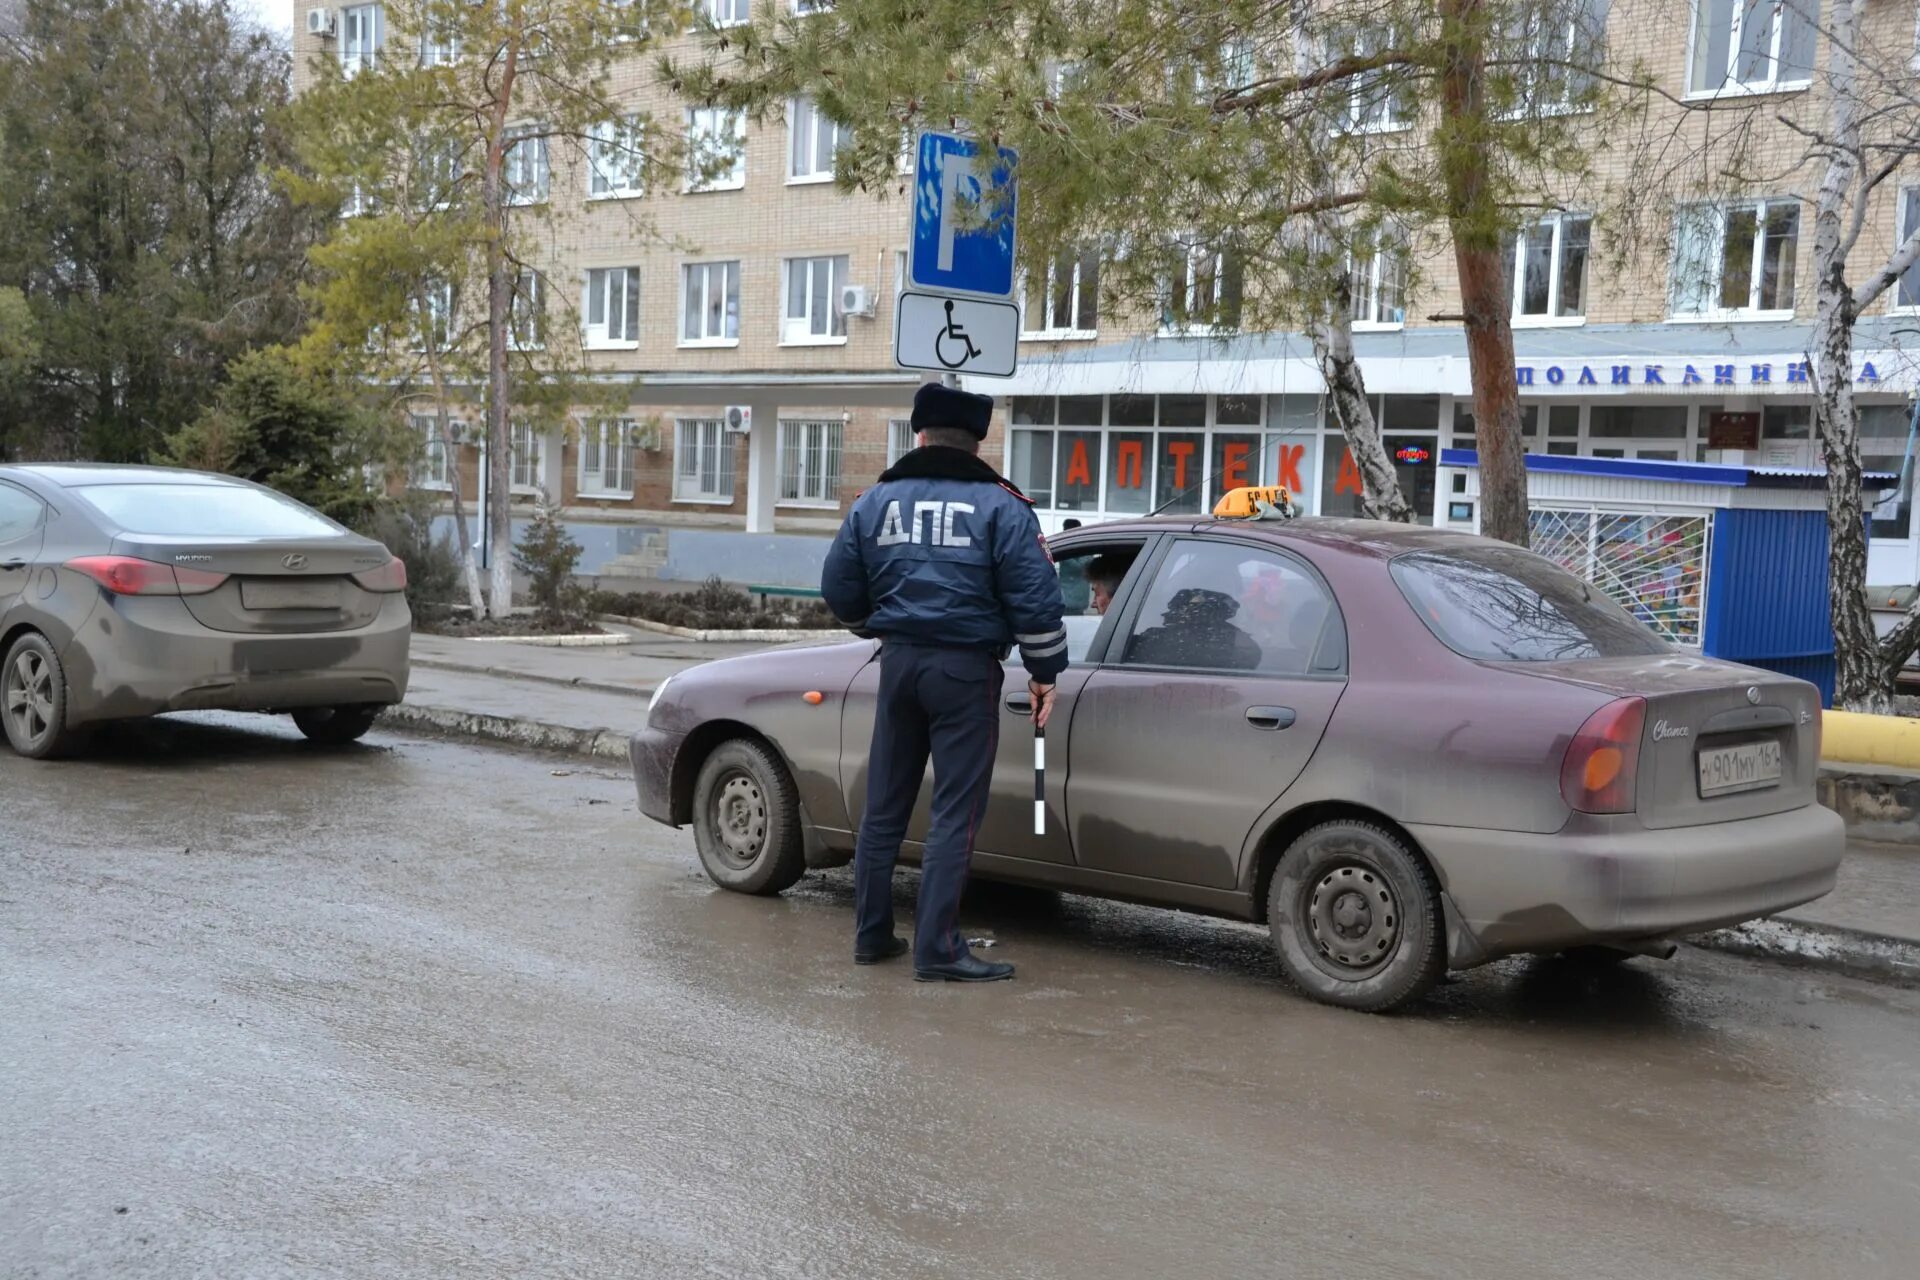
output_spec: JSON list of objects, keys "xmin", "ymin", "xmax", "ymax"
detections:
[{"xmin": 1822, "ymin": 709, "xmax": 1920, "ymax": 771}]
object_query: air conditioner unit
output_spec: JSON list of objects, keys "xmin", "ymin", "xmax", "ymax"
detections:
[
  {"xmin": 306, "ymin": 8, "xmax": 336, "ymax": 37},
  {"xmin": 625, "ymin": 422, "xmax": 662, "ymax": 452},
  {"xmin": 836, "ymin": 284, "xmax": 875, "ymax": 318},
  {"xmin": 724, "ymin": 405, "xmax": 752, "ymax": 435}
]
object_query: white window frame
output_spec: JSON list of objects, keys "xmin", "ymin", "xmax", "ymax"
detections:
[
  {"xmin": 1350, "ymin": 234, "xmax": 1409, "ymax": 330},
  {"xmin": 1160, "ymin": 240, "xmax": 1243, "ymax": 336},
  {"xmin": 781, "ymin": 255, "xmax": 849, "ymax": 344},
  {"xmin": 504, "ymin": 126, "xmax": 549, "ymax": 206},
  {"xmin": 794, "ymin": 0, "xmax": 833, "ymax": 13},
  {"xmin": 1503, "ymin": 1, "xmax": 1606, "ymax": 117},
  {"xmin": 340, "ymin": 182, "xmax": 375, "ymax": 219},
  {"xmin": 679, "ymin": 260, "xmax": 741, "ymax": 346},
  {"xmin": 1021, "ymin": 248, "xmax": 1099, "ymax": 339},
  {"xmin": 777, "ymin": 419, "xmax": 844, "ymax": 507},
  {"xmin": 674, "ymin": 418, "xmax": 735, "ymax": 503},
  {"xmin": 413, "ymin": 414, "xmax": 453, "ymax": 491},
  {"xmin": 1685, "ymin": 0, "xmax": 1819, "ymax": 100},
  {"xmin": 412, "ymin": 279, "xmax": 456, "ymax": 352},
  {"xmin": 887, "ymin": 418, "xmax": 916, "ymax": 466},
  {"xmin": 509, "ymin": 422, "xmax": 543, "ymax": 493},
  {"xmin": 419, "ymin": 16, "xmax": 459, "ymax": 66},
  {"xmin": 340, "ymin": 4, "xmax": 382, "ymax": 77},
  {"xmin": 588, "ymin": 116, "xmax": 646, "ymax": 199},
  {"xmin": 578, "ymin": 419, "xmax": 637, "ymax": 498},
  {"xmin": 1893, "ymin": 186, "xmax": 1920, "ymax": 313},
  {"xmin": 1507, "ymin": 212, "xmax": 1591, "ymax": 326},
  {"xmin": 509, "ymin": 270, "xmax": 546, "ymax": 350},
  {"xmin": 416, "ymin": 134, "xmax": 461, "ymax": 210},
  {"xmin": 583, "ymin": 266, "xmax": 641, "ymax": 348},
  {"xmin": 1336, "ymin": 27, "xmax": 1412, "ymax": 132},
  {"xmin": 705, "ymin": 0, "xmax": 750, "ymax": 26},
  {"xmin": 787, "ymin": 97, "xmax": 851, "ymax": 184},
  {"xmin": 1669, "ymin": 197, "xmax": 1801, "ymax": 321},
  {"xmin": 686, "ymin": 107, "xmax": 746, "ymax": 193}
]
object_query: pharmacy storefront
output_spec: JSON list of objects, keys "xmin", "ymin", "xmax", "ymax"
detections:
[{"xmin": 982, "ymin": 321, "xmax": 1920, "ymax": 587}]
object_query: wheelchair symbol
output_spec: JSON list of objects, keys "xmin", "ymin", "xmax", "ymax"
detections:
[{"xmin": 934, "ymin": 299, "xmax": 981, "ymax": 369}]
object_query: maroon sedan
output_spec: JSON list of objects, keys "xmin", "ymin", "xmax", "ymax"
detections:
[{"xmin": 629, "ymin": 516, "xmax": 1844, "ymax": 1012}]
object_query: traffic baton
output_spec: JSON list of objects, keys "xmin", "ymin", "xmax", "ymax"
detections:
[{"xmin": 1033, "ymin": 717, "xmax": 1046, "ymax": 835}]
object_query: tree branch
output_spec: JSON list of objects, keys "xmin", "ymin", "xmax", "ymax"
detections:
[
  {"xmin": 1880, "ymin": 598, "xmax": 1920, "ymax": 677},
  {"xmin": 1213, "ymin": 49, "xmax": 1423, "ymax": 116},
  {"xmin": 1854, "ymin": 223, "xmax": 1920, "ymax": 311}
]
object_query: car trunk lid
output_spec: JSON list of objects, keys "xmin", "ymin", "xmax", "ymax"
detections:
[
  {"xmin": 111, "ymin": 534, "xmax": 391, "ymax": 634},
  {"xmin": 1517, "ymin": 653, "xmax": 1821, "ymax": 829}
]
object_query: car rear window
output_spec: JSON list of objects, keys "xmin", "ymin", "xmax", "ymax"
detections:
[
  {"xmin": 74, "ymin": 484, "xmax": 344, "ymax": 539},
  {"xmin": 1390, "ymin": 546, "xmax": 1671, "ymax": 662}
]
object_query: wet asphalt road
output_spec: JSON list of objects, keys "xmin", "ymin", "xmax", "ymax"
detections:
[{"xmin": 3, "ymin": 717, "xmax": 1918, "ymax": 1279}]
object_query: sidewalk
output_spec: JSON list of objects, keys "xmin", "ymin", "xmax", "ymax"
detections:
[{"xmin": 390, "ymin": 630, "xmax": 1920, "ymax": 986}]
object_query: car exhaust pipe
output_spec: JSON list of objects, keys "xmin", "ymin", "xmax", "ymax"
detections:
[{"xmin": 1606, "ymin": 938, "xmax": 1679, "ymax": 961}]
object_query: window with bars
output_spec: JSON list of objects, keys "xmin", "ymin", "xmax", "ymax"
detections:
[
  {"xmin": 1687, "ymin": 0, "xmax": 1818, "ymax": 97},
  {"xmin": 1506, "ymin": 213, "xmax": 1590, "ymax": 321},
  {"xmin": 510, "ymin": 422, "xmax": 541, "ymax": 491},
  {"xmin": 1670, "ymin": 198, "xmax": 1800, "ymax": 318},
  {"xmin": 681, "ymin": 261, "xmax": 740, "ymax": 344},
  {"xmin": 413, "ymin": 414, "xmax": 452, "ymax": 490},
  {"xmin": 579, "ymin": 419, "xmax": 637, "ymax": 497},
  {"xmin": 505, "ymin": 126, "xmax": 549, "ymax": 205},
  {"xmin": 583, "ymin": 267, "xmax": 640, "ymax": 347},
  {"xmin": 341, "ymin": 4, "xmax": 382, "ymax": 76},
  {"xmin": 589, "ymin": 116, "xmax": 646, "ymax": 199},
  {"xmin": 675, "ymin": 419, "xmax": 735, "ymax": 501},
  {"xmin": 887, "ymin": 419, "xmax": 915, "ymax": 466},
  {"xmin": 782, "ymin": 255, "xmax": 848, "ymax": 342},
  {"xmin": 778, "ymin": 420, "xmax": 844, "ymax": 505},
  {"xmin": 788, "ymin": 97, "xmax": 852, "ymax": 181},
  {"xmin": 686, "ymin": 107, "xmax": 746, "ymax": 191},
  {"xmin": 1021, "ymin": 247, "xmax": 1100, "ymax": 336}
]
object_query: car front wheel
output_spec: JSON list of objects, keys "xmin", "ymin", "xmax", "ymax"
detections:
[
  {"xmin": 292, "ymin": 705, "xmax": 383, "ymax": 745},
  {"xmin": 2, "ymin": 632, "xmax": 88, "ymax": 759},
  {"xmin": 691, "ymin": 738, "xmax": 807, "ymax": 896},
  {"xmin": 1268, "ymin": 820, "xmax": 1446, "ymax": 1013}
]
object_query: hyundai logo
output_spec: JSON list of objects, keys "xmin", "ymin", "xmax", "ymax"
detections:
[{"xmin": 282, "ymin": 553, "xmax": 308, "ymax": 571}]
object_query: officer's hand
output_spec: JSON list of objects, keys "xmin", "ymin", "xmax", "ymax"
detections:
[{"xmin": 1029, "ymin": 680, "xmax": 1057, "ymax": 730}]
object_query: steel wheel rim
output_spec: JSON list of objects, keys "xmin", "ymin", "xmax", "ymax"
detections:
[
  {"xmin": 710, "ymin": 772, "xmax": 768, "ymax": 868},
  {"xmin": 5, "ymin": 650, "xmax": 54, "ymax": 747},
  {"xmin": 1299, "ymin": 852, "xmax": 1402, "ymax": 981}
]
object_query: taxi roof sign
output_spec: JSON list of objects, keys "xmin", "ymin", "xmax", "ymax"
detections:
[{"xmin": 1212, "ymin": 485, "xmax": 1295, "ymax": 520}]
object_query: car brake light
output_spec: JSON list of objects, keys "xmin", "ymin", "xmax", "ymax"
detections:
[
  {"xmin": 67, "ymin": 556, "xmax": 229, "ymax": 597},
  {"xmin": 1560, "ymin": 696, "xmax": 1646, "ymax": 815},
  {"xmin": 351, "ymin": 558, "xmax": 407, "ymax": 592}
]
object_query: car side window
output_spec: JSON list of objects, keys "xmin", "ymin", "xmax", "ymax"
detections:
[
  {"xmin": 1119, "ymin": 540, "xmax": 1340, "ymax": 677},
  {"xmin": 0, "ymin": 485, "xmax": 44, "ymax": 546}
]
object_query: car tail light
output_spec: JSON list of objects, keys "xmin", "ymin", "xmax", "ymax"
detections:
[
  {"xmin": 1560, "ymin": 696, "xmax": 1646, "ymax": 815},
  {"xmin": 351, "ymin": 558, "xmax": 407, "ymax": 592},
  {"xmin": 66, "ymin": 556, "xmax": 229, "ymax": 597}
]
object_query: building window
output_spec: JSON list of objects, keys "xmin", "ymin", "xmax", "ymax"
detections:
[
  {"xmin": 419, "ymin": 15, "xmax": 459, "ymax": 66},
  {"xmin": 1897, "ymin": 187, "xmax": 1920, "ymax": 310},
  {"xmin": 680, "ymin": 261, "xmax": 741, "ymax": 344},
  {"xmin": 1162, "ymin": 240, "xmax": 1244, "ymax": 333},
  {"xmin": 1507, "ymin": 213, "xmax": 1590, "ymax": 321},
  {"xmin": 788, "ymin": 97, "xmax": 851, "ymax": 182},
  {"xmin": 1687, "ymin": 0, "xmax": 1818, "ymax": 97},
  {"xmin": 412, "ymin": 279, "xmax": 455, "ymax": 351},
  {"xmin": 1504, "ymin": 0, "xmax": 1607, "ymax": 114},
  {"xmin": 579, "ymin": 419, "xmax": 637, "ymax": 497},
  {"xmin": 686, "ymin": 107, "xmax": 746, "ymax": 192},
  {"xmin": 1335, "ymin": 25, "xmax": 1412, "ymax": 130},
  {"xmin": 1350, "ymin": 231, "xmax": 1408, "ymax": 327},
  {"xmin": 1862, "ymin": 404, "xmax": 1916, "ymax": 540},
  {"xmin": 794, "ymin": 0, "xmax": 832, "ymax": 13},
  {"xmin": 504, "ymin": 126, "xmax": 549, "ymax": 205},
  {"xmin": 588, "ymin": 117, "xmax": 646, "ymax": 199},
  {"xmin": 782, "ymin": 255, "xmax": 848, "ymax": 343},
  {"xmin": 1021, "ymin": 247, "xmax": 1100, "ymax": 337},
  {"xmin": 583, "ymin": 267, "xmax": 640, "ymax": 347},
  {"xmin": 340, "ymin": 4, "xmax": 382, "ymax": 77},
  {"xmin": 414, "ymin": 134, "xmax": 462, "ymax": 210},
  {"xmin": 340, "ymin": 181, "xmax": 378, "ymax": 220},
  {"xmin": 1671, "ymin": 198, "xmax": 1799, "ymax": 318},
  {"xmin": 778, "ymin": 419, "xmax": 844, "ymax": 505},
  {"xmin": 675, "ymin": 418, "xmax": 735, "ymax": 501},
  {"xmin": 413, "ymin": 414, "xmax": 452, "ymax": 490},
  {"xmin": 705, "ymin": 0, "xmax": 750, "ymax": 24},
  {"xmin": 887, "ymin": 418, "xmax": 915, "ymax": 466},
  {"xmin": 509, "ymin": 270, "xmax": 545, "ymax": 349},
  {"xmin": 510, "ymin": 422, "xmax": 541, "ymax": 492}
]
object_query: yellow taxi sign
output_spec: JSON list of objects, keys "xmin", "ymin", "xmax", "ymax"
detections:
[{"xmin": 1212, "ymin": 485, "xmax": 1293, "ymax": 519}]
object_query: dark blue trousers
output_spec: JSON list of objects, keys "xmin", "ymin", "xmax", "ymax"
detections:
[{"xmin": 853, "ymin": 643, "xmax": 1004, "ymax": 969}]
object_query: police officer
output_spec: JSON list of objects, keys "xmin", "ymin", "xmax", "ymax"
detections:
[{"xmin": 821, "ymin": 382, "xmax": 1067, "ymax": 982}]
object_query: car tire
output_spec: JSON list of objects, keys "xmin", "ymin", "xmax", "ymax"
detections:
[
  {"xmin": 691, "ymin": 738, "xmax": 807, "ymax": 896},
  {"xmin": 2, "ymin": 632, "xmax": 88, "ymax": 760},
  {"xmin": 292, "ymin": 705, "xmax": 383, "ymax": 745},
  {"xmin": 1267, "ymin": 820, "xmax": 1446, "ymax": 1013}
]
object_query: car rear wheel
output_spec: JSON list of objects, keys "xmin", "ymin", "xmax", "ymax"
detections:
[
  {"xmin": 292, "ymin": 704, "xmax": 382, "ymax": 745},
  {"xmin": 691, "ymin": 738, "xmax": 807, "ymax": 896},
  {"xmin": 2, "ymin": 633, "xmax": 88, "ymax": 760},
  {"xmin": 1268, "ymin": 820, "xmax": 1446, "ymax": 1013}
]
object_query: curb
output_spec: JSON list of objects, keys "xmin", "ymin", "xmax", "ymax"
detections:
[
  {"xmin": 597, "ymin": 614, "xmax": 847, "ymax": 644},
  {"xmin": 1689, "ymin": 917, "xmax": 1920, "ymax": 986},
  {"xmin": 1822, "ymin": 708, "xmax": 1920, "ymax": 773},
  {"xmin": 408, "ymin": 656, "xmax": 653, "ymax": 700},
  {"xmin": 381, "ymin": 701, "xmax": 632, "ymax": 760},
  {"xmin": 1819, "ymin": 764, "xmax": 1920, "ymax": 845},
  {"xmin": 462, "ymin": 630, "xmax": 631, "ymax": 648}
]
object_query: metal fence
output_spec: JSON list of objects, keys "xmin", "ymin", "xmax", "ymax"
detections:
[{"xmin": 1528, "ymin": 506, "xmax": 1713, "ymax": 647}]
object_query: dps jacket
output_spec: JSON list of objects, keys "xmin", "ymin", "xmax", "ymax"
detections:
[{"xmin": 821, "ymin": 446, "xmax": 1069, "ymax": 682}]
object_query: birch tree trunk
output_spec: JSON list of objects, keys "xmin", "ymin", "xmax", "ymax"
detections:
[
  {"xmin": 1313, "ymin": 290, "xmax": 1412, "ymax": 523},
  {"xmin": 482, "ymin": 60, "xmax": 516, "ymax": 621},
  {"xmin": 421, "ymin": 341, "xmax": 486, "ymax": 614},
  {"xmin": 1438, "ymin": 0, "xmax": 1529, "ymax": 547},
  {"xmin": 1808, "ymin": 0, "xmax": 1890, "ymax": 712}
]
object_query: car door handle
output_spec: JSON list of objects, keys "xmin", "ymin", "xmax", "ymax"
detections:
[
  {"xmin": 1245, "ymin": 706, "xmax": 1296, "ymax": 731},
  {"xmin": 0, "ymin": 559, "xmax": 24, "ymax": 570},
  {"xmin": 1005, "ymin": 693, "xmax": 1032, "ymax": 715}
]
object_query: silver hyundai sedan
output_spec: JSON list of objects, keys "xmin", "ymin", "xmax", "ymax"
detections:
[{"xmin": 0, "ymin": 464, "xmax": 411, "ymax": 757}]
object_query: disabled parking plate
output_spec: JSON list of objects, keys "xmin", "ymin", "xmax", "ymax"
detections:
[
  {"xmin": 241, "ymin": 579, "xmax": 342, "ymax": 610},
  {"xmin": 1697, "ymin": 738, "xmax": 1782, "ymax": 798}
]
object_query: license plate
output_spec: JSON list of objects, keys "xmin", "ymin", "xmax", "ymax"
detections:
[
  {"xmin": 1697, "ymin": 739, "xmax": 1783, "ymax": 798},
  {"xmin": 240, "ymin": 579, "xmax": 342, "ymax": 610}
]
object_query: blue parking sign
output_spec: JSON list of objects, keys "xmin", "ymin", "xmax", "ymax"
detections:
[{"xmin": 908, "ymin": 132, "xmax": 1018, "ymax": 300}]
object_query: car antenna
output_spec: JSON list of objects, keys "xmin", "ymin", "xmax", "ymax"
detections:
[{"xmin": 1144, "ymin": 435, "xmax": 1273, "ymax": 519}]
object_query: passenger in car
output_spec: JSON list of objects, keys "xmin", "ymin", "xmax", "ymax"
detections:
[{"xmin": 1126, "ymin": 587, "xmax": 1264, "ymax": 670}]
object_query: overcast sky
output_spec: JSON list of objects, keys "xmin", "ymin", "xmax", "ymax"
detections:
[{"xmin": 237, "ymin": 0, "xmax": 293, "ymax": 37}]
